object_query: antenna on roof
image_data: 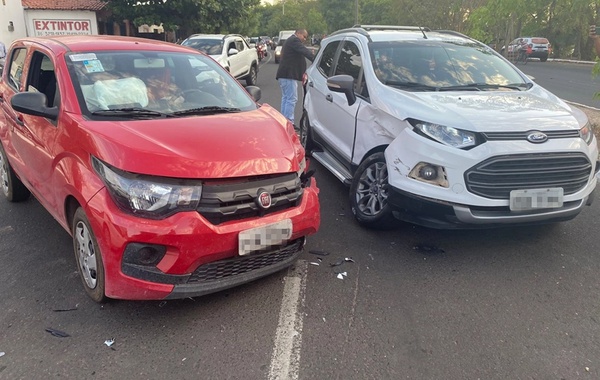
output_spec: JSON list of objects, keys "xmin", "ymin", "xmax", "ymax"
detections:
[{"xmin": 419, "ymin": 26, "xmax": 428, "ymax": 39}]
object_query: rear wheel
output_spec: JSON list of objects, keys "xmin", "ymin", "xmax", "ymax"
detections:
[
  {"xmin": 245, "ymin": 65, "xmax": 257, "ymax": 86},
  {"xmin": 73, "ymin": 207, "xmax": 107, "ymax": 303},
  {"xmin": 349, "ymin": 152, "xmax": 395, "ymax": 229},
  {"xmin": 0, "ymin": 143, "xmax": 30, "ymax": 202}
]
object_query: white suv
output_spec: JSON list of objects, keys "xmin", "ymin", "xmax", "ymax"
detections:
[
  {"xmin": 181, "ymin": 33, "xmax": 259, "ymax": 85},
  {"xmin": 301, "ymin": 25, "xmax": 598, "ymax": 229}
]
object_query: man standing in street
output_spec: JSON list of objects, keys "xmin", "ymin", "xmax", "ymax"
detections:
[{"xmin": 276, "ymin": 29, "xmax": 314, "ymax": 127}]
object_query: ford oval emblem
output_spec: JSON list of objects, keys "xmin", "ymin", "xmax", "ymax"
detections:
[
  {"xmin": 527, "ymin": 131, "xmax": 548, "ymax": 143},
  {"xmin": 257, "ymin": 190, "xmax": 272, "ymax": 209}
]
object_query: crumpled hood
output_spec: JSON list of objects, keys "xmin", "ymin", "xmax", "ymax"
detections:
[
  {"xmin": 84, "ymin": 105, "xmax": 298, "ymax": 178},
  {"xmin": 375, "ymin": 85, "xmax": 586, "ymax": 131}
]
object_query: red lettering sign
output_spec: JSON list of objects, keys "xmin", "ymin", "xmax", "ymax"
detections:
[{"xmin": 32, "ymin": 19, "xmax": 93, "ymax": 36}]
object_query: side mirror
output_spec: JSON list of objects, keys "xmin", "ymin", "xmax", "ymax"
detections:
[
  {"xmin": 245, "ymin": 85, "xmax": 261, "ymax": 102},
  {"xmin": 11, "ymin": 92, "xmax": 58, "ymax": 120},
  {"xmin": 228, "ymin": 48, "xmax": 239, "ymax": 56},
  {"xmin": 327, "ymin": 74, "xmax": 356, "ymax": 106}
]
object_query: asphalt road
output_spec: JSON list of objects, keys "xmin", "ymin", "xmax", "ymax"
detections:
[
  {"xmin": 518, "ymin": 59, "xmax": 600, "ymax": 109},
  {"xmin": 1, "ymin": 53, "xmax": 600, "ymax": 379}
]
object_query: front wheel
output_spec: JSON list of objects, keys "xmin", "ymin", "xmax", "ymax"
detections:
[
  {"xmin": 245, "ymin": 65, "xmax": 257, "ymax": 86},
  {"xmin": 0, "ymin": 143, "xmax": 30, "ymax": 202},
  {"xmin": 299, "ymin": 111, "xmax": 314, "ymax": 152},
  {"xmin": 73, "ymin": 207, "xmax": 107, "ymax": 303},
  {"xmin": 349, "ymin": 152, "xmax": 395, "ymax": 229}
]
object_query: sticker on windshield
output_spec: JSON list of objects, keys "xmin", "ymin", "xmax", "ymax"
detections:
[
  {"xmin": 69, "ymin": 53, "xmax": 98, "ymax": 62},
  {"xmin": 83, "ymin": 59, "xmax": 105, "ymax": 73}
]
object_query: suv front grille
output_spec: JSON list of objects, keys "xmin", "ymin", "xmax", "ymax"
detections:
[
  {"xmin": 187, "ymin": 238, "xmax": 303, "ymax": 283},
  {"xmin": 482, "ymin": 130, "xmax": 579, "ymax": 141},
  {"xmin": 465, "ymin": 153, "xmax": 592, "ymax": 199},
  {"xmin": 198, "ymin": 173, "xmax": 303, "ymax": 224}
]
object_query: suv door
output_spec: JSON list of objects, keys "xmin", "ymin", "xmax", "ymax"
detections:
[{"xmin": 309, "ymin": 38, "xmax": 365, "ymax": 166}]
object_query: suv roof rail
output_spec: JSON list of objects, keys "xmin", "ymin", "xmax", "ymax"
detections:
[
  {"xmin": 352, "ymin": 25, "xmax": 431, "ymax": 32},
  {"xmin": 434, "ymin": 30, "xmax": 485, "ymax": 45}
]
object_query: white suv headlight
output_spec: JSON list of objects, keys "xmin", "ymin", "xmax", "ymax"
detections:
[
  {"xmin": 411, "ymin": 120, "xmax": 477, "ymax": 149},
  {"xmin": 579, "ymin": 122, "xmax": 594, "ymax": 145},
  {"xmin": 92, "ymin": 157, "xmax": 202, "ymax": 219}
]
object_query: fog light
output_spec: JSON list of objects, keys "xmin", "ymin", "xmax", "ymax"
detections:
[
  {"xmin": 123, "ymin": 243, "xmax": 167, "ymax": 266},
  {"xmin": 419, "ymin": 165, "xmax": 437, "ymax": 180},
  {"xmin": 409, "ymin": 162, "xmax": 449, "ymax": 187}
]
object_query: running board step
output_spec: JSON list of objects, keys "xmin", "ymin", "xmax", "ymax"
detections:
[{"xmin": 311, "ymin": 151, "xmax": 352, "ymax": 185}]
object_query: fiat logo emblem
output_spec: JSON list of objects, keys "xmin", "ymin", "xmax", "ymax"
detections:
[
  {"xmin": 526, "ymin": 131, "xmax": 548, "ymax": 143},
  {"xmin": 256, "ymin": 190, "xmax": 272, "ymax": 209}
]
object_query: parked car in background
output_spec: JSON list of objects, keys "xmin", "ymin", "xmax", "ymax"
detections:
[
  {"xmin": 275, "ymin": 30, "xmax": 295, "ymax": 64},
  {"xmin": 181, "ymin": 33, "xmax": 259, "ymax": 85},
  {"xmin": 0, "ymin": 35, "xmax": 320, "ymax": 301},
  {"xmin": 301, "ymin": 25, "xmax": 598, "ymax": 229},
  {"xmin": 502, "ymin": 37, "xmax": 551, "ymax": 62}
]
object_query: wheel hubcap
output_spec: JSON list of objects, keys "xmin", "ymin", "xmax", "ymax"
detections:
[
  {"xmin": 75, "ymin": 221, "xmax": 98, "ymax": 289},
  {"xmin": 355, "ymin": 162, "xmax": 389, "ymax": 216}
]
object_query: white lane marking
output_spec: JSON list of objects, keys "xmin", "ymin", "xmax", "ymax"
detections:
[{"xmin": 268, "ymin": 260, "xmax": 308, "ymax": 380}]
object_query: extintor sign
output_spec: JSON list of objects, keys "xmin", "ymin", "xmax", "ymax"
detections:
[{"xmin": 33, "ymin": 19, "xmax": 93, "ymax": 36}]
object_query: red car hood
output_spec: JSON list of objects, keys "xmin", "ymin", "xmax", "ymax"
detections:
[{"xmin": 82, "ymin": 106, "xmax": 298, "ymax": 178}]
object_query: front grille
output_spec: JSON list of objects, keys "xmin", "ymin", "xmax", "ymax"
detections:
[
  {"xmin": 198, "ymin": 173, "xmax": 303, "ymax": 225},
  {"xmin": 465, "ymin": 153, "xmax": 592, "ymax": 199},
  {"xmin": 482, "ymin": 130, "xmax": 579, "ymax": 141},
  {"xmin": 187, "ymin": 238, "xmax": 303, "ymax": 283}
]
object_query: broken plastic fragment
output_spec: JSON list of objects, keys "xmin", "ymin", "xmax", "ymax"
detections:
[
  {"xmin": 413, "ymin": 244, "xmax": 445, "ymax": 254},
  {"xmin": 309, "ymin": 250, "xmax": 330, "ymax": 256},
  {"xmin": 0, "ymin": 352, "xmax": 5, "ymax": 358},
  {"xmin": 330, "ymin": 259, "xmax": 345, "ymax": 267},
  {"xmin": 309, "ymin": 262, "xmax": 320, "ymax": 266},
  {"xmin": 158, "ymin": 301, "xmax": 167, "ymax": 307},
  {"xmin": 104, "ymin": 339, "xmax": 115, "ymax": 347},
  {"xmin": 45, "ymin": 328, "xmax": 70, "ymax": 338},
  {"xmin": 337, "ymin": 273, "xmax": 345, "ymax": 280},
  {"xmin": 53, "ymin": 306, "xmax": 78, "ymax": 312},
  {"xmin": 344, "ymin": 257, "xmax": 355, "ymax": 263}
]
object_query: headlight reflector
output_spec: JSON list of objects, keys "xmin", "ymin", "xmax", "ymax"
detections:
[
  {"xmin": 412, "ymin": 120, "xmax": 477, "ymax": 149},
  {"xmin": 579, "ymin": 122, "xmax": 594, "ymax": 145}
]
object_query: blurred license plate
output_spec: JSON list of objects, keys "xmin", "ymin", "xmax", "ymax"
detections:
[
  {"xmin": 509, "ymin": 188, "xmax": 564, "ymax": 211},
  {"xmin": 239, "ymin": 219, "xmax": 293, "ymax": 256}
]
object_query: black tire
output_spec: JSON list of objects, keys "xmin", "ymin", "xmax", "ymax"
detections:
[
  {"xmin": 349, "ymin": 152, "xmax": 395, "ymax": 229},
  {"xmin": 245, "ymin": 65, "xmax": 257, "ymax": 86},
  {"xmin": 73, "ymin": 207, "xmax": 107, "ymax": 303},
  {"xmin": 299, "ymin": 111, "xmax": 314, "ymax": 153},
  {"xmin": 0, "ymin": 143, "xmax": 30, "ymax": 202}
]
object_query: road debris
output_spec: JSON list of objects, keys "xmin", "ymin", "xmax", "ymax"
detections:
[
  {"xmin": 309, "ymin": 250, "xmax": 330, "ymax": 256},
  {"xmin": 0, "ymin": 352, "xmax": 5, "ymax": 358},
  {"xmin": 53, "ymin": 305, "xmax": 79, "ymax": 312},
  {"xmin": 336, "ymin": 272, "xmax": 348, "ymax": 280},
  {"xmin": 104, "ymin": 339, "xmax": 115, "ymax": 347},
  {"xmin": 309, "ymin": 262, "xmax": 320, "ymax": 266},
  {"xmin": 45, "ymin": 328, "xmax": 70, "ymax": 338},
  {"xmin": 413, "ymin": 244, "xmax": 445, "ymax": 255}
]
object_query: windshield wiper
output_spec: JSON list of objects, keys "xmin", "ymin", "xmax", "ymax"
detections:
[
  {"xmin": 172, "ymin": 106, "xmax": 241, "ymax": 116},
  {"xmin": 92, "ymin": 108, "xmax": 173, "ymax": 118},
  {"xmin": 384, "ymin": 81, "xmax": 440, "ymax": 91},
  {"xmin": 438, "ymin": 83, "xmax": 531, "ymax": 91}
]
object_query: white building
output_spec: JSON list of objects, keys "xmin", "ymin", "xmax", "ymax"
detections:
[{"xmin": 1, "ymin": 0, "xmax": 106, "ymax": 47}]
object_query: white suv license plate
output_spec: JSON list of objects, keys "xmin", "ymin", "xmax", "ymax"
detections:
[
  {"xmin": 509, "ymin": 188, "xmax": 564, "ymax": 211},
  {"xmin": 239, "ymin": 219, "xmax": 293, "ymax": 256}
]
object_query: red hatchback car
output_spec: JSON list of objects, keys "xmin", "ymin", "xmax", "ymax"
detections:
[{"xmin": 0, "ymin": 36, "xmax": 320, "ymax": 302}]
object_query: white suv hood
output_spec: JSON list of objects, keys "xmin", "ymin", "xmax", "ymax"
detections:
[{"xmin": 376, "ymin": 85, "xmax": 587, "ymax": 132}]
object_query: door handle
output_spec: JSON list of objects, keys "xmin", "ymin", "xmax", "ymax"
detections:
[
  {"xmin": 325, "ymin": 94, "xmax": 333, "ymax": 102},
  {"xmin": 308, "ymin": 81, "xmax": 314, "ymax": 87}
]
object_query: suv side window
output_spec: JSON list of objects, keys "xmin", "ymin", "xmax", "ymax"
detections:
[
  {"xmin": 317, "ymin": 40, "xmax": 340, "ymax": 77},
  {"xmin": 235, "ymin": 39, "xmax": 244, "ymax": 51},
  {"xmin": 8, "ymin": 48, "xmax": 27, "ymax": 90},
  {"xmin": 333, "ymin": 41, "xmax": 365, "ymax": 95}
]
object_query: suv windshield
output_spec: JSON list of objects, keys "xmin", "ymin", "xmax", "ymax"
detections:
[
  {"xmin": 181, "ymin": 39, "xmax": 223, "ymax": 55},
  {"xmin": 66, "ymin": 50, "xmax": 256, "ymax": 117},
  {"xmin": 370, "ymin": 41, "xmax": 526, "ymax": 90}
]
